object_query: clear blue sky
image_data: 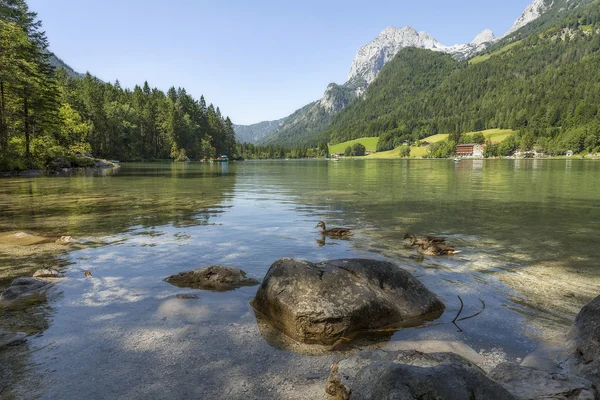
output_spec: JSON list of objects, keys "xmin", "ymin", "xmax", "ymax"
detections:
[{"xmin": 29, "ymin": 0, "xmax": 532, "ymax": 125}]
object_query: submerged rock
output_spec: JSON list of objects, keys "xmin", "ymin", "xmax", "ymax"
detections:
[
  {"xmin": 176, "ymin": 294, "xmax": 199, "ymax": 300},
  {"xmin": 0, "ymin": 231, "xmax": 52, "ymax": 246},
  {"xmin": 387, "ymin": 340, "xmax": 486, "ymax": 370},
  {"xmin": 0, "ymin": 278, "xmax": 51, "ymax": 302},
  {"xmin": 93, "ymin": 159, "xmax": 119, "ymax": 169},
  {"xmin": 165, "ymin": 266, "xmax": 259, "ymax": 292},
  {"xmin": 0, "ymin": 330, "xmax": 27, "ymax": 350},
  {"xmin": 489, "ymin": 363, "xmax": 597, "ymax": 400},
  {"xmin": 32, "ymin": 269, "xmax": 64, "ymax": 278},
  {"xmin": 55, "ymin": 236, "xmax": 75, "ymax": 245},
  {"xmin": 566, "ymin": 294, "xmax": 600, "ymax": 388},
  {"xmin": 326, "ymin": 349, "xmax": 514, "ymax": 400},
  {"xmin": 250, "ymin": 258, "xmax": 445, "ymax": 345}
]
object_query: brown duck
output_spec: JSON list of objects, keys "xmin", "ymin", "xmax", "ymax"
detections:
[
  {"xmin": 316, "ymin": 221, "xmax": 353, "ymax": 238},
  {"xmin": 404, "ymin": 233, "xmax": 446, "ymax": 246},
  {"xmin": 417, "ymin": 242, "xmax": 461, "ymax": 256}
]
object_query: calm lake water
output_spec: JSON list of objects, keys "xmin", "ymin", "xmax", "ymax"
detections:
[{"xmin": 1, "ymin": 160, "xmax": 599, "ymax": 399}]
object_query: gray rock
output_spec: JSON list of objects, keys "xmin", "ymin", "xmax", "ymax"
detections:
[
  {"xmin": 387, "ymin": 340, "xmax": 485, "ymax": 369},
  {"xmin": 0, "ymin": 331, "xmax": 27, "ymax": 350},
  {"xmin": 327, "ymin": 349, "xmax": 515, "ymax": 400},
  {"xmin": 520, "ymin": 341, "xmax": 569, "ymax": 372},
  {"xmin": 48, "ymin": 157, "xmax": 71, "ymax": 170},
  {"xmin": 566, "ymin": 295, "xmax": 600, "ymax": 388},
  {"xmin": 0, "ymin": 278, "xmax": 51, "ymax": 302},
  {"xmin": 326, "ymin": 349, "xmax": 485, "ymax": 399},
  {"xmin": 176, "ymin": 294, "xmax": 199, "ymax": 300},
  {"xmin": 55, "ymin": 236, "xmax": 75, "ymax": 245},
  {"xmin": 568, "ymin": 295, "xmax": 600, "ymax": 364},
  {"xmin": 489, "ymin": 363, "xmax": 597, "ymax": 400},
  {"xmin": 32, "ymin": 269, "xmax": 64, "ymax": 278},
  {"xmin": 250, "ymin": 258, "xmax": 444, "ymax": 345},
  {"xmin": 0, "ymin": 231, "xmax": 52, "ymax": 246},
  {"xmin": 164, "ymin": 266, "xmax": 259, "ymax": 292}
]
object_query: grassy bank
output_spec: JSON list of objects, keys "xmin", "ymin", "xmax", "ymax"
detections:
[
  {"xmin": 364, "ymin": 129, "xmax": 515, "ymax": 159},
  {"xmin": 329, "ymin": 138, "xmax": 379, "ymax": 155}
]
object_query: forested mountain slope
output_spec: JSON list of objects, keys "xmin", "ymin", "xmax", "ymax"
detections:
[
  {"xmin": 248, "ymin": 0, "xmax": 589, "ymax": 148},
  {"xmin": 233, "ymin": 119, "xmax": 283, "ymax": 144},
  {"xmin": 321, "ymin": 0, "xmax": 600, "ymax": 155}
]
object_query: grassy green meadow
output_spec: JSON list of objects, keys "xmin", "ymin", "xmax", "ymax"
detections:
[
  {"xmin": 326, "ymin": 129, "xmax": 516, "ymax": 159},
  {"xmin": 328, "ymin": 137, "xmax": 379, "ymax": 154}
]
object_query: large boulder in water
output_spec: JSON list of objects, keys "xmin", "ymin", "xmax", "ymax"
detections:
[
  {"xmin": 250, "ymin": 258, "xmax": 445, "ymax": 345},
  {"xmin": 164, "ymin": 266, "xmax": 259, "ymax": 292},
  {"xmin": 566, "ymin": 295, "xmax": 600, "ymax": 387},
  {"xmin": 326, "ymin": 349, "xmax": 515, "ymax": 400},
  {"xmin": 568, "ymin": 295, "xmax": 600, "ymax": 364}
]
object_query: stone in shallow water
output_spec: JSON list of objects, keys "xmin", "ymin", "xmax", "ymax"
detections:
[
  {"xmin": 32, "ymin": 269, "xmax": 64, "ymax": 278},
  {"xmin": 0, "ymin": 231, "xmax": 52, "ymax": 246},
  {"xmin": 566, "ymin": 294, "xmax": 600, "ymax": 388},
  {"xmin": 568, "ymin": 295, "xmax": 600, "ymax": 364},
  {"xmin": 164, "ymin": 266, "xmax": 259, "ymax": 292},
  {"xmin": 387, "ymin": 340, "xmax": 485, "ymax": 369},
  {"xmin": 489, "ymin": 363, "xmax": 597, "ymax": 400},
  {"xmin": 0, "ymin": 330, "xmax": 27, "ymax": 349},
  {"xmin": 176, "ymin": 294, "xmax": 199, "ymax": 300},
  {"xmin": 326, "ymin": 349, "xmax": 514, "ymax": 400},
  {"xmin": 0, "ymin": 278, "xmax": 51, "ymax": 302},
  {"xmin": 250, "ymin": 258, "xmax": 445, "ymax": 345},
  {"xmin": 55, "ymin": 236, "xmax": 75, "ymax": 245}
]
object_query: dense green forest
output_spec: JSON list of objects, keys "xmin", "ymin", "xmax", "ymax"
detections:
[
  {"xmin": 261, "ymin": 81, "xmax": 363, "ymax": 148},
  {"xmin": 237, "ymin": 142, "xmax": 329, "ymax": 160},
  {"xmin": 297, "ymin": 0, "xmax": 600, "ymax": 156},
  {"xmin": 0, "ymin": 0, "xmax": 239, "ymax": 171}
]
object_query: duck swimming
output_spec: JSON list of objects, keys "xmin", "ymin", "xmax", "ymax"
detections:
[
  {"xmin": 416, "ymin": 242, "xmax": 461, "ymax": 256},
  {"xmin": 404, "ymin": 233, "xmax": 446, "ymax": 246},
  {"xmin": 315, "ymin": 221, "xmax": 353, "ymax": 238}
]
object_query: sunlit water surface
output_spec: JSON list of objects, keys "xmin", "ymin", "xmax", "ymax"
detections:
[{"xmin": 1, "ymin": 160, "xmax": 599, "ymax": 399}]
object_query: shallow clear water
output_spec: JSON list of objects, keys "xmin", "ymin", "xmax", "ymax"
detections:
[{"xmin": 1, "ymin": 160, "xmax": 599, "ymax": 398}]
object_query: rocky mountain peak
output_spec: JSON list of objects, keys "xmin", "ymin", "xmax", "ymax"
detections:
[
  {"xmin": 347, "ymin": 26, "xmax": 446, "ymax": 84},
  {"xmin": 347, "ymin": 25, "xmax": 499, "ymax": 84},
  {"xmin": 471, "ymin": 29, "xmax": 496, "ymax": 46},
  {"xmin": 504, "ymin": 0, "xmax": 552, "ymax": 37}
]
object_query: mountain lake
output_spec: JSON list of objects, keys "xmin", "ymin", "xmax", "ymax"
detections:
[{"xmin": 1, "ymin": 159, "xmax": 599, "ymax": 399}]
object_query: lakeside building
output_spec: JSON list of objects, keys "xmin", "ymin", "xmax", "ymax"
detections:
[{"xmin": 456, "ymin": 143, "xmax": 485, "ymax": 158}]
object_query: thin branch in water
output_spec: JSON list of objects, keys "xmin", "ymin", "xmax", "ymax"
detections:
[
  {"xmin": 453, "ymin": 295, "xmax": 465, "ymax": 323},
  {"xmin": 363, "ymin": 298, "xmax": 486, "ymax": 336},
  {"xmin": 458, "ymin": 299, "xmax": 486, "ymax": 322}
]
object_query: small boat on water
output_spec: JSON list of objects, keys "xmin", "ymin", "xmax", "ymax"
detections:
[{"xmin": 453, "ymin": 157, "xmax": 461, "ymax": 162}]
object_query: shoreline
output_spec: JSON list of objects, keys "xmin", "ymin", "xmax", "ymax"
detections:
[{"xmin": 0, "ymin": 159, "xmax": 121, "ymax": 178}]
